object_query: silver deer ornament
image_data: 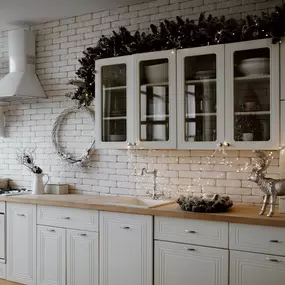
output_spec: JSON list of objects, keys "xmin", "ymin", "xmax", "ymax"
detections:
[{"xmin": 249, "ymin": 150, "xmax": 285, "ymax": 217}]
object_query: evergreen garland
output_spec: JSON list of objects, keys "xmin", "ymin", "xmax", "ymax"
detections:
[{"xmin": 67, "ymin": 4, "xmax": 285, "ymax": 106}]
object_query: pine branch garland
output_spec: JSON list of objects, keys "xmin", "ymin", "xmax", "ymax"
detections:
[{"xmin": 66, "ymin": 4, "xmax": 285, "ymax": 106}]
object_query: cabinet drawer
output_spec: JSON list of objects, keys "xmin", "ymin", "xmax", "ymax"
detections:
[
  {"xmin": 0, "ymin": 202, "xmax": 5, "ymax": 213},
  {"xmin": 37, "ymin": 205, "xmax": 98, "ymax": 231},
  {"xmin": 154, "ymin": 217, "xmax": 229, "ymax": 248},
  {"xmin": 230, "ymin": 250, "xmax": 285, "ymax": 285},
  {"xmin": 230, "ymin": 223, "xmax": 285, "ymax": 255},
  {"xmin": 0, "ymin": 263, "xmax": 6, "ymax": 279},
  {"xmin": 155, "ymin": 241, "xmax": 228, "ymax": 285}
]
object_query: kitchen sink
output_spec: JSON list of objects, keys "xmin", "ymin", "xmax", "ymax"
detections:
[{"xmin": 103, "ymin": 197, "xmax": 174, "ymax": 208}]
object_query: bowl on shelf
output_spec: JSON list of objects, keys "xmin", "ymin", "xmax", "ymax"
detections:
[
  {"xmin": 109, "ymin": 134, "xmax": 126, "ymax": 142},
  {"xmin": 145, "ymin": 63, "xmax": 168, "ymax": 84},
  {"xmin": 239, "ymin": 58, "xmax": 269, "ymax": 76},
  {"xmin": 195, "ymin": 70, "xmax": 216, "ymax": 79}
]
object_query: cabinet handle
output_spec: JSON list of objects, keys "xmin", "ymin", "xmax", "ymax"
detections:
[
  {"xmin": 185, "ymin": 248, "xmax": 196, "ymax": 251},
  {"xmin": 17, "ymin": 213, "xmax": 25, "ymax": 217},
  {"xmin": 120, "ymin": 226, "xmax": 130, "ymax": 229},
  {"xmin": 266, "ymin": 257, "xmax": 282, "ymax": 263},
  {"xmin": 78, "ymin": 233, "xmax": 87, "ymax": 237},
  {"xmin": 185, "ymin": 230, "xmax": 196, "ymax": 234},
  {"xmin": 61, "ymin": 216, "xmax": 71, "ymax": 220},
  {"xmin": 47, "ymin": 229, "xmax": 55, "ymax": 232},
  {"xmin": 269, "ymin": 240, "xmax": 282, "ymax": 243}
]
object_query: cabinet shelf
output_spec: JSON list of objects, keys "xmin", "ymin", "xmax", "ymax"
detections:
[
  {"xmin": 186, "ymin": 113, "xmax": 217, "ymax": 118},
  {"xmin": 141, "ymin": 115, "xmax": 169, "ymax": 120},
  {"xmin": 141, "ymin": 82, "xmax": 169, "ymax": 87},
  {"xmin": 103, "ymin": 86, "xmax": 126, "ymax": 91},
  {"xmin": 103, "ymin": 116, "xmax": 126, "ymax": 120},
  {"xmin": 234, "ymin": 74, "xmax": 270, "ymax": 82},
  {"xmin": 185, "ymin": 78, "xmax": 216, "ymax": 84},
  {"xmin": 235, "ymin": 111, "xmax": 270, "ymax": 115}
]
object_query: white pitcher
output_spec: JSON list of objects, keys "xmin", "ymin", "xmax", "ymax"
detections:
[{"xmin": 31, "ymin": 173, "xmax": 50, "ymax": 195}]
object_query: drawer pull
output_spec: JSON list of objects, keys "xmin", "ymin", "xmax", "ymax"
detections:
[
  {"xmin": 185, "ymin": 248, "xmax": 196, "ymax": 251},
  {"xmin": 266, "ymin": 257, "xmax": 281, "ymax": 263},
  {"xmin": 78, "ymin": 233, "xmax": 87, "ymax": 237},
  {"xmin": 269, "ymin": 240, "xmax": 282, "ymax": 243},
  {"xmin": 47, "ymin": 229, "xmax": 55, "ymax": 232},
  {"xmin": 61, "ymin": 216, "xmax": 71, "ymax": 220},
  {"xmin": 120, "ymin": 226, "xmax": 130, "ymax": 229},
  {"xmin": 185, "ymin": 230, "xmax": 196, "ymax": 234},
  {"xmin": 17, "ymin": 213, "xmax": 25, "ymax": 217}
]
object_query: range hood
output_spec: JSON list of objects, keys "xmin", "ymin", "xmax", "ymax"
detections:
[{"xmin": 0, "ymin": 28, "xmax": 46, "ymax": 101}]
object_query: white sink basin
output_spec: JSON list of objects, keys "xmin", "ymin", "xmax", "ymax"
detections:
[{"xmin": 103, "ymin": 197, "xmax": 174, "ymax": 208}]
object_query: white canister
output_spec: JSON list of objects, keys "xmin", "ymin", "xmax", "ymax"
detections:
[
  {"xmin": 45, "ymin": 184, "xmax": 69, "ymax": 195},
  {"xmin": 279, "ymin": 197, "xmax": 285, "ymax": 214}
]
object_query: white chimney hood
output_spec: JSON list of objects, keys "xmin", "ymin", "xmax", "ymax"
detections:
[{"xmin": 0, "ymin": 28, "xmax": 46, "ymax": 101}]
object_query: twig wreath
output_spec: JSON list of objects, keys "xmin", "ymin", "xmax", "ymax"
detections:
[{"xmin": 51, "ymin": 106, "xmax": 95, "ymax": 167}]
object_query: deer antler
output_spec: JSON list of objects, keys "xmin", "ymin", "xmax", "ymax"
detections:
[{"xmin": 252, "ymin": 150, "xmax": 270, "ymax": 174}]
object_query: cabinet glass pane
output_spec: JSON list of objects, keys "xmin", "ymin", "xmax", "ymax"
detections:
[
  {"xmin": 139, "ymin": 59, "xmax": 169, "ymax": 141},
  {"xmin": 101, "ymin": 64, "xmax": 127, "ymax": 142},
  {"xmin": 184, "ymin": 54, "xmax": 217, "ymax": 142},
  {"xmin": 233, "ymin": 48, "xmax": 270, "ymax": 142}
]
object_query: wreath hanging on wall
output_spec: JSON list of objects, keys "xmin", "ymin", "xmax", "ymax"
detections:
[
  {"xmin": 51, "ymin": 106, "xmax": 95, "ymax": 167},
  {"xmin": 66, "ymin": 4, "xmax": 285, "ymax": 107}
]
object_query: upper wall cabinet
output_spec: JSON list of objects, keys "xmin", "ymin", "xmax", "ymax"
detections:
[
  {"xmin": 95, "ymin": 39, "xmax": 280, "ymax": 150},
  {"xmin": 177, "ymin": 45, "xmax": 225, "ymax": 149},
  {"xmin": 95, "ymin": 50, "xmax": 176, "ymax": 150},
  {"xmin": 224, "ymin": 39, "xmax": 279, "ymax": 150}
]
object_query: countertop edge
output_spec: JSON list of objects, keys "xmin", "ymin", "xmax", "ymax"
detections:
[{"xmin": 1, "ymin": 195, "xmax": 285, "ymax": 228}]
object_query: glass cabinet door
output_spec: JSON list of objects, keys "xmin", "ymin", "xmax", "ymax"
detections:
[
  {"xmin": 177, "ymin": 46, "xmax": 225, "ymax": 149},
  {"xmin": 95, "ymin": 56, "xmax": 134, "ymax": 148},
  {"xmin": 134, "ymin": 50, "xmax": 176, "ymax": 149},
  {"xmin": 225, "ymin": 39, "xmax": 279, "ymax": 149}
]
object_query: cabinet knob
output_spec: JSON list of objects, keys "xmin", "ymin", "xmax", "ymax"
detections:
[
  {"xmin": 185, "ymin": 230, "xmax": 196, "ymax": 234},
  {"xmin": 266, "ymin": 257, "xmax": 281, "ymax": 263},
  {"xmin": 120, "ymin": 226, "xmax": 130, "ymax": 229},
  {"xmin": 269, "ymin": 239, "xmax": 282, "ymax": 243},
  {"xmin": 223, "ymin": 142, "xmax": 230, "ymax": 147},
  {"xmin": 185, "ymin": 248, "xmax": 196, "ymax": 251},
  {"xmin": 61, "ymin": 216, "xmax": 71, "ymax": 220},
  {"xmin": 78, "ymin": 233, "xmax": 87, "ymax": 237},
  {"xmin": 47, "ymin": 228, "xmax": 55, "ymax": 232},
  {"xmin": 17, "ymin": 213, "xmax": 25, "ymax": 217},
  {"xmin": 217, "ymin": 143, "xmax": 223, "ymax": 147}
]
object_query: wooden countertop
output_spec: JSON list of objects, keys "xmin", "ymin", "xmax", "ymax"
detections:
[{"xmin": 1, "ymin": 194, "xmax": 285, "ymax": 228}]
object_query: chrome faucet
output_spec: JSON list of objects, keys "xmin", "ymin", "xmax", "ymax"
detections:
[{"xmin": 141, "ymin": 168, "xmax": 164, "ymax": 200}]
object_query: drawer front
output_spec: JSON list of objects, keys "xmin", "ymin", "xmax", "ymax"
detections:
[
  {"xmin": 37, "ymin": 205, "xmax": 98, "ymax": 231},
  {"xmin": 0, "ymin": 201, "xmax": 5, "ymax": 213},
  {"xmin": 0, "ymin": 263, "xmax": 6, "ymax": 279},
  {"xmin": 230, "ymin": 250, "xmax": 285, "ymax": 285},
  {"xmin": 154, "ymin": 217, "xmax": 229, "ymax": 248},
  {"xmin": 230, "ymin": 223, "xmax": 285, "ymax": 255}
]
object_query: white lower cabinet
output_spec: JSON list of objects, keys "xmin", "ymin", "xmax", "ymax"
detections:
[
  {"xmin": 7, "ymin": 203, "xmax": 36, "ymax": 285},
  {"xmin": 67, "ymin": 229, "xmax": 98, "ymax": 285},
  {"xmin": 155, "ymin": 240, "xmax": 228, "ymax": 285},
  {"xmin": 100, "ymin": 212, "xmax": 153, "ymax": 285},
  {"xmin": 230, "ymin": 250, "xmax": 285, "ymax": 285},
  {"xmin": 37, "ymin": 226, "xmax": 66, "ymax": 285}
]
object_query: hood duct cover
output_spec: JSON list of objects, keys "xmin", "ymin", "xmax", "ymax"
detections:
[{"xmin": 0, "ymin": 28, "xmax": 46, "ymax": 101}]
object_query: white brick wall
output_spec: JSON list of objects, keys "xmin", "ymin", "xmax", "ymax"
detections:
[{"xmin": 0, "ymin": 0, "xmax": 282, "ymax": 204}]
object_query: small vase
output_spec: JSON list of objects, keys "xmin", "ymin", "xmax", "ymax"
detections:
[{"xmin": 31, "ymin": 173, "xmax": 50, "ymax": 195}]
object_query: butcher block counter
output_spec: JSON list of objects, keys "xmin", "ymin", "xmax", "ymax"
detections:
[{"xmin": 1, "ymin": 194, "xmax": 285, "ymax": 227}]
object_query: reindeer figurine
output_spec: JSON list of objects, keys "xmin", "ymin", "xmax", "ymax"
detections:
[{"xmin": 249, "ymin": 150, "xmax": 285, "ymax": 217}]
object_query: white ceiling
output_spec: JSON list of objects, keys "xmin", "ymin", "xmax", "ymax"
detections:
[{"xmin": 0, "ymin": 0, "xmax": 151, "ymax": 31}]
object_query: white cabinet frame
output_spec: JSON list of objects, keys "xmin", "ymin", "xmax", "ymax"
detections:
[
  {"xmin": 95, "ymin": 55, "xmax": 134, "ymax": 149},
  {"xmin": 177, "ymin": 45, "xmax": 225, "ymax": 149},
  {"xmin": 225, "ymin": 39, "xmax": 280, "ymax": 150},
  {"xmin": 133, "ymin": 50, "xmax": 177, "ymax": 149}
]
